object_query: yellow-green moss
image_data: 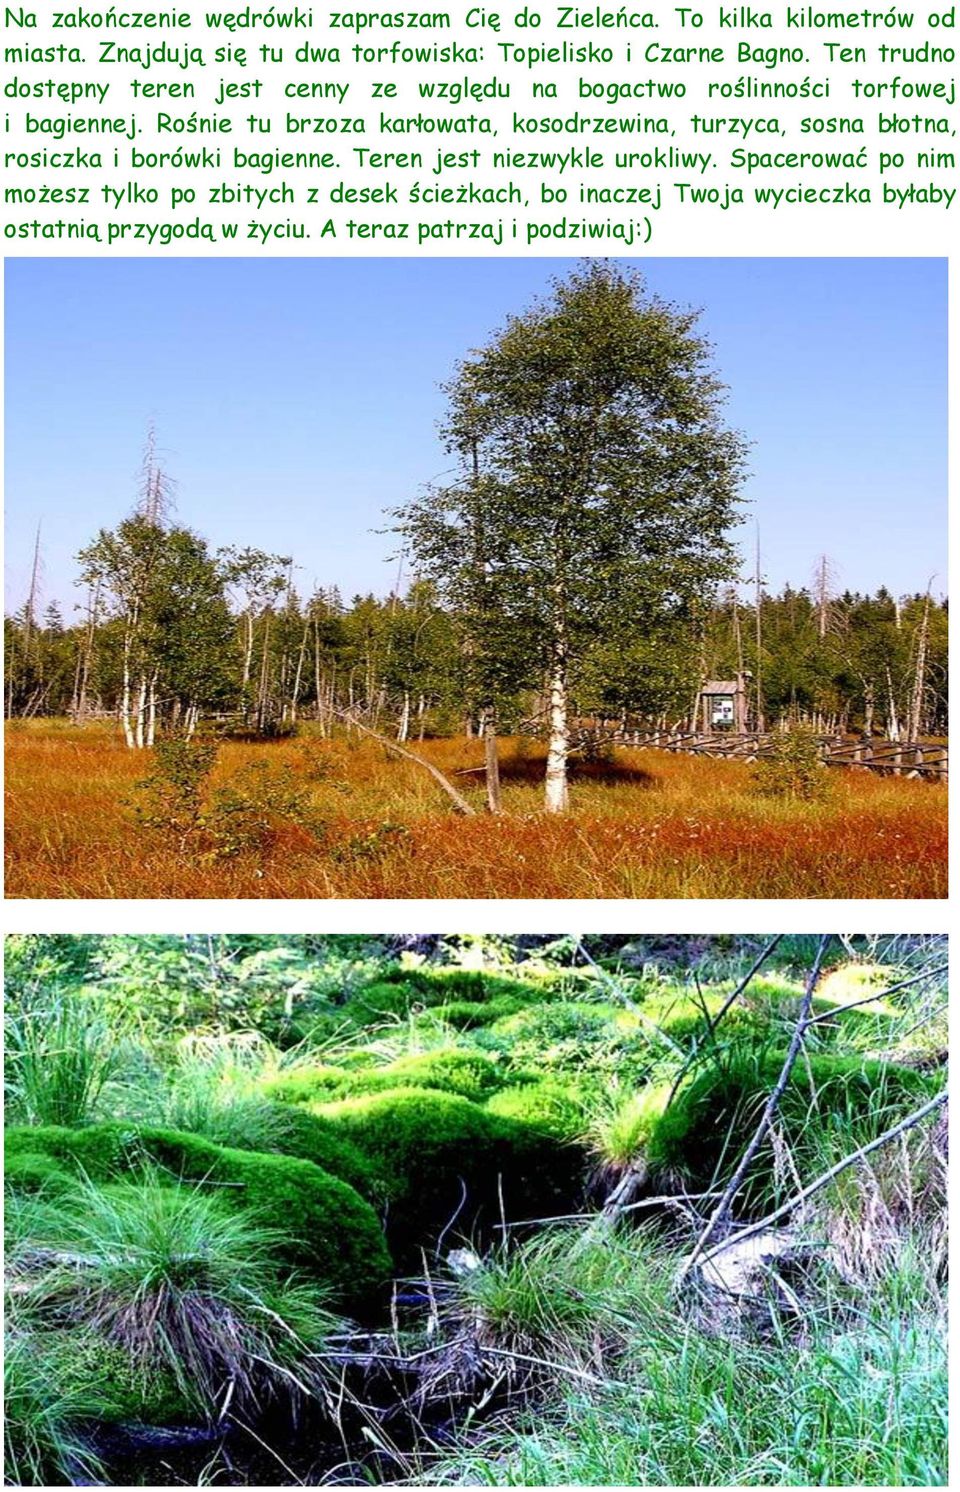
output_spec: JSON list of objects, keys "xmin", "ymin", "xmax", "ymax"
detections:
[{"xmin": 4, "ymin": 1123, "xmax": 391, "ymax": 1315}]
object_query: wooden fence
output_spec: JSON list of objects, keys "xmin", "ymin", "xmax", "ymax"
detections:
[{"xmin": 574, "ymin": 727, "xmax": 948, "ymax": 780}]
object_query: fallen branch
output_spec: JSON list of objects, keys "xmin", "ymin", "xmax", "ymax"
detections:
[
  {"xmin": 803, "ymin": 961, "xmax": 949, "ymax": 1027},
  {"xmin": 696, "ymin": 1088, "xmax": 948, "ymax": 1270},
  {"xmin": 679, "ymin": 934, "xmax": 831, "ymax": 1282},
  {"xmin": 494, "ymin": 1190, "xmax": 725, "ymax": 1231},
  {"xmin": 481, "ymin": 1345, "xmax": 619, "ymax": 1390},
  {"xmin": 334, "ymin": 708, "xmax": 476, "ymax": 815},
  {"xmin": 574, "ymin": 939, "xmax": 685, "ymax": 1058},
  {"xmin": 664, "ymin": 935, "xmax": 784, "ymax": 1109}
]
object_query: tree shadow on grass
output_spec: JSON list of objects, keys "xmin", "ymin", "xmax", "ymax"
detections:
[{"xmin": 495, "ymin": 749, "xmax": 662, "ymax": 790}]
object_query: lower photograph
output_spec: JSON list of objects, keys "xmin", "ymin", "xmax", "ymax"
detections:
[{"xmin": 3, "ymin": 933, "xmax": 948, "ymax": 1488}]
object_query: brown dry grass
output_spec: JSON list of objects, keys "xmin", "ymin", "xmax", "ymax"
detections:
[{"xmin": 4, "ymin": 721, "xmax": 948, "ymax": 900}]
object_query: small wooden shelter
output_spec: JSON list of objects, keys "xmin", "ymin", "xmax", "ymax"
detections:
[{"xmin": 699, "ymin": 675, "xmax": 749, "ymax": 734}]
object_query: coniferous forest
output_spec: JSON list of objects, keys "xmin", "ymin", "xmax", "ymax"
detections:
[{"xmin": 4, "ymin": 539, "xmax": 949, "ymax": 746}]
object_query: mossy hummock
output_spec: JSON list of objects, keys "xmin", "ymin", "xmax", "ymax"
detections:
[
  {"xmin": 484, "ymin": 1081, "xmax": 588, "ymax": 1142},
  {"xmin": 5, "ymin": 1123, "xmax": 392, "ymax": 1314},
  {"xmin": 316, "ymin": 1089, "xmax": 584, "ymax": 1263},
  {"xmin": 644, "ymin": 1050, "xmax": 940, "ymax": 1192},
  {"xmin": 266, "ymin": 1048, "xmax": 510, "ymax": 1107}
]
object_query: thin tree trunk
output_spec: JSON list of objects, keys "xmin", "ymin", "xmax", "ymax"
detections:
[
  {"xmin": 290, "ymin": 622, "xmax": 309, "ymax": 724},
  {"xmin": 480, "ymin": 706, "xmax": 502, "ymax": 813},
  {"xmin": 886, "ymin": 664, "xmax": 901, "ymax": 742},
  {"xmin": 134, "ymin": 674, "xmax": 147, "ymax": 749},
  {"xmin": 544, "ymin": 620, "xmax": 569, "ymax": 814},
  {"xmin": 146, "ymin": 670, "xmax": 159, "ymax": 747},
  {"xmin": 754, "ymin": 530, "xmax": 765, "ymax": 733},
  {"xmin": 397, "ymin": 689, "xmax": 411, "ymax": 743},
  {"xmin": 337, "ymin": 708, "xmax": 476, "ymax": 815},
  {"xmin": 256, "ymin": 616, "xmax": 271, "ymax": 732},
  {"xmin": 908, "ymin": 592, "xmax": 930, "ymax": 743},
  {"xmin": 313, "ymin": 622, "xmax": 326, "ymax": 736},
  {"xmin": 121, "ymin": 627, "xmax": 135, "ymax": 749},
  {"xmin": 242, "ymin": 612, "xmax": 254, "ymax": 694}
]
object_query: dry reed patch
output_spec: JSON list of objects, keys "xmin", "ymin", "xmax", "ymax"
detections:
[{"xmin": 4, "ymin": 724, "xmax": 947, "ymax": 900}]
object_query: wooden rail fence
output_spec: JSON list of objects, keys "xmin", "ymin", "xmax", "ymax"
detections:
[{"xmin": 574, "ymin": 728, "xmax": 948, "ymax": 780}]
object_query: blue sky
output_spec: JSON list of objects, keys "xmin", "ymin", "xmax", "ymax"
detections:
[{"xmin": 4, "ymin": 257, "xmax": 947, "ymax": 622}]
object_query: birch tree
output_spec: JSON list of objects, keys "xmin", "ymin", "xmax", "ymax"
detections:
[
  {"xmin": 398, "ymin": 262, "xmax": 747, "ymax": 811},
  {"xmin": 78, "ymin": 518, "xmax": 231, "ymax": 746}
]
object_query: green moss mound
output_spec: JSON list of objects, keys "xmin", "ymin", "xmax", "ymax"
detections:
[
  {"xmin": 346, "ymin": 967, "xmax": 560, "ymax": 1022},
  {"xmin": 484, "ymin": 1081, "xmax": 587, "ymax": 1142},
  {"xmin": 5, "ymin": 1123, "xmax": 391, "ymax": 1315},
  {"xmin": 316, "ymin": 1089, "xmax": 584, "ymax": 1264},
  {"xmin": 646, "ymin": 1050, "xmax": 939, "ymax": 1194},
  {"xmin": 481, "ymin": 1001, "xmax": 656, "ymax": 1089},
  {"xmin": 262, "ymin": 1065, "xmax": 354, "ymax": 1106},
  {"xmin": 51, "ymin": 1331, "xmax": 197, "ymax": 1427},
  {"xmin": 256, "ymin": 1104, "xmax": 381, "ymax": 1199},
  {"xmin": 355, "ymin": 1050, "xmax": 507, "ymax": 1101},
  {"xmin": 267, "ymin": 1049, "xmax": 508, "ymax": 1107},
  {"xmin": 432, "ymin": 995, "xmax": 530, "ymax": 1029},
  {"xmin": 4, "ymin": 1150, "xmax": 74, "ymax": 1197}
]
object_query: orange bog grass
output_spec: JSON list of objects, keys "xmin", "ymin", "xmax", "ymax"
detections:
[{"xmin": 4, "ymin": 721, "xmax": 947, "ymax": 900}]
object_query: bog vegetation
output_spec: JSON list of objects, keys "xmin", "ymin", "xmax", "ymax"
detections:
[
  {"xmin": 5, "ymin": 722, "xmax": 947, "ymax": 899},
  {"xmin": 4, "ymin": 264, "xmax": 947, "ymax": 896},
  {"xmin": 4, "ymin": 933, "xmax": 948, "ymax": 1487}
]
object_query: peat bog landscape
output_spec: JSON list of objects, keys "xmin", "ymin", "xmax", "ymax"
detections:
[
  {"xmin": 4, "ymin": 724, "xmax": 948, "ymax": 900},
  {"xmin": 4, "ymin": 260, "xmax": 948, "ymax": 901},
  {"xmin": 3, "ymin": 933, "xmax": 949, "ymax": 1486}
]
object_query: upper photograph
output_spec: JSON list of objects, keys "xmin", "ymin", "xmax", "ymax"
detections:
[{"xmin": 4, "ymin": 257, "xmax": 947, "ymax": 901}]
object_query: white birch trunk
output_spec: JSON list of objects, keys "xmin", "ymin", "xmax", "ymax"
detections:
[
  {"xmin": 121, "ymin": 629, "xmax": 135, "ymax": 749},
  {"xmin": 544, "ymin": 637, "xmax": 569, "ymax": 814},
  {"xmin": 480, "ymin": 706, "xmax": 502, "ymax": 813},
  {"xmin": 886, "ymin": 665, "xmax": 901, "ymax": 742},
  {"xmin": 908, "ymin": 595, "xmax": 930, "ymax": 743},
  {"xmin": 134, "ymin": 675, "xmax": 147, "ymax": 749},
  {"xmin": 146, "ymin": 671, "xmax": 159, "ymax": 747},
  {"xmin": 397, "ymin": 689, "xmax": 411, "ymax": 743}
]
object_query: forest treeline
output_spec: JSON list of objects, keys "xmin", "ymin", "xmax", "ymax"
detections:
[{"xmin": 4, "ymin": 516, "xmax": 947, "ymax": 743}]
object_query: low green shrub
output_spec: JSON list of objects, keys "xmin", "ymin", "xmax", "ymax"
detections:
[
  {"xmin": 752, "ymin": 726, "xmax": 833, "ymax": 802},
  {"xmin": 316, "ymin": 1089, "xmax": 584, "ymax": 1264},
  {"xmin": 5, "ymin": 1123, "xmax": 392, "ymax": 1314}
]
